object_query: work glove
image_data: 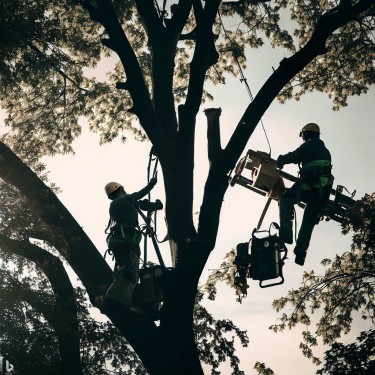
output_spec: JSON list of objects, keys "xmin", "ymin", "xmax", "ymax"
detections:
[{"xmin": 276, "ymin": 156, "xmax": 284, "ymax": 169}]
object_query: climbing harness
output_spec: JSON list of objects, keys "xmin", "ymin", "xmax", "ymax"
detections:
[
  {"xmin": 234, "ymin": 222, "xmax": 288, "ymax": 302},
  {"xmin": 104, "ymin": 217, "xmax": 142, "ymax": 266},
  {"xmin": 298, "ymin": 160, "xmax": 333, "ymax": 199}
]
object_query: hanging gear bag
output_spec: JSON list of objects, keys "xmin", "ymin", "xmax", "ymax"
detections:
[
  {"xmin": 134, "ymin": 265, "xmax": 165, "ymax": 320},
  {"xmin": 233, "ymin": 223, "xmax": 288, "ymax": 298},
  {"xmin": 250, "ymin": 223, "xmax": 287, "ymax": 288}
]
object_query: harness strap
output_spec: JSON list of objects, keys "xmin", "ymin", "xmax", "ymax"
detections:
[
  {"xmin": 107, "ymin": 224, "xmax": 142, "ymax": 247},
  {"xmin": 300, "ymin": 159, "xmax": 331, "ymax": 174},
  {"xmin": 298, "ymin": 159, "xmax": 332, "ymax": 199}
]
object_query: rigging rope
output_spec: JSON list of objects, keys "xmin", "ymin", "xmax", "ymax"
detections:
[
  {"xmin": 141, "ymin": 148, "xmax": 168, "ymax": 268},
  {"xmin": 218, "ymin": 11, "xmax": 272, "ymax": 157}
]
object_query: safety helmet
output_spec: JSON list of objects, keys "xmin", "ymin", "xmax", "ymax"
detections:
[
  {"xmin": 300, "ymin": 123, "xmax": 320, "ymax": 137},
  {"xmin": 105, "ymin": 182, "xmax": 123, "ymax": 197}
]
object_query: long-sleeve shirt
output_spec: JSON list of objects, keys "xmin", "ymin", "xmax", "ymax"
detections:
[
  {"xmin": 109, "ymin": 180, "xmax": 156, "ymax": 227},
  {"xmin": 277, "ymin": 138, "xmax": 331, "ymax": 169}
]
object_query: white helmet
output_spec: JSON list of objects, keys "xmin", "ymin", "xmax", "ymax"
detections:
[{"xmin": 300, "ymin": 123, "xmax": 320, "ymax": 137}]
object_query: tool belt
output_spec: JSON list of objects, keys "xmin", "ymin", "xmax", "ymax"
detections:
[{"xmin": 106, "ymin": 225, "xmax": 142, "ymax": 253}]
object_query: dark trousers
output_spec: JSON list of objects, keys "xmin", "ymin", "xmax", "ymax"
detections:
[
  {"xmin": 108, "ymin": 227, "xmax": 141, "ymax": 283},
  {"xmin": 279, "ymin": 180, "xmax": 330, "ymax": 254},
  {"xmin": 106, "ymin": 228, "xmax": 142, "ymax": 307}
]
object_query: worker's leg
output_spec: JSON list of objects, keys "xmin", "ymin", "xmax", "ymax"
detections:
[
  {"xmin": 294, "ymin": 187, "xmax": 330, "ymax": 265},
  {"xmin": 107, "ymin": 236, "xmax": 141, "ymax": 307},
  {"xmin": 279, "ymin": 181, "xmax": 302, "ymax": 244}
]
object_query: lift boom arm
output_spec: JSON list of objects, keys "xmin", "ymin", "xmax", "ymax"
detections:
[{"xmin": 230, "ymin": 149, "xmax": 355, "ymax": 224}]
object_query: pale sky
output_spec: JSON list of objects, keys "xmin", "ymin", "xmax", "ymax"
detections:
[{"xmin": 1, "ymin": 16, "xmax": 375, "ymax": 375}]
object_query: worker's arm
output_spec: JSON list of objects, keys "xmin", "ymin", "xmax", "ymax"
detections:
[
  {"xmin": 276, "ymin": 144, "xmax": 305, "ymax": 169},
  {"xmin": 134, "ymin": 177, "xmax": 157, "ymax": 200}
]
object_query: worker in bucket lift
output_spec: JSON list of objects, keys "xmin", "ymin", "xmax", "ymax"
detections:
[
  {"xmin": 104, "ymin": 177, "xmax": 158, "ymax": 307},
  {"xmin": 276, "ymin": 123, "xmax": 333, "ymax": 266}
]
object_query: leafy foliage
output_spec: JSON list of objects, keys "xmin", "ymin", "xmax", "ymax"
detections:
[
  {"xmin": 0, "ymin": 256, "xmax": 250, "ymax": 373},
  {"xmin": 0, "ymin": 268, "xmax": 146, "ymax": 374},
  {"xmin": 201, "ymin": 249, "xmax": 237, "ymax": 301},
  {"xmin": 194, "ymin": 290, "xmax": 249, "ymax": 375},
  {"xmin": 270, "ymin": 193, "xmax": 375, "ymax": 365},
  {"xmin": 1, "ymin": 0, "xmax": 373, "ymax": 155},
  {"xmin": 254, "ymin": 361, "xmax": 275, "ymax": 375},
  {"xmin": 0, "ymin": 265, "xmax": 65, "ymax": 374},
  {"xmin": 317, "ymin": 329, "xmax": 375, "ymax": 375},
  {"xmin": 277, "ymin": 0, "xmax": 375, "ymax": 109}
]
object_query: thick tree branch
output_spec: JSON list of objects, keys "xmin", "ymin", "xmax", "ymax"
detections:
[
  {"xmin": 100, "ymin": 300, "xmax": 165, "ymax": 374},
  {"xmin": 0, "ymin": 235, "xmax": 77, "ymax": 311},
  {"xmin": 184, "ymin": 0, "xmax": 221, "ymax": 116},
  {"xmin": 0, "ymin": 141, "xmax": 113, "ymax": 302},
  {"xmin": 134, "ymin": 0, "xmax": 163, "ymax": 37},
  {"xmin": 0, "ymin": 237, "xmax": 97, "ymax": 374},
  {"xmin": 167, "ymin": 0, "xmax": 194, "ymax": 34},
  {"xmin": 134, "ymin": 0, "xmax": 183, "ymax": 140},
  {"xmin": 134, "ymin": 2, "xmax": 194, "ymax": 140}
]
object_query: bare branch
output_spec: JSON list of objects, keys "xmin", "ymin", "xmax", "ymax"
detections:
[
  {"xmin": 0, "ymin": 234, "xmax": 76, "ymax": 305},
  {"xmin": 29, "ymin": 44, "xmax": 90, "ymax": 93},
  {"xmin": 204, "ymin": 108, "xmax": 223, "ymax": 162}
]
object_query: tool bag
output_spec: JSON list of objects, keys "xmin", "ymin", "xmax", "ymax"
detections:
[
  {"xmin": 134, "ymin": 265, "xmax": 165, "ymax": 320},
  {"xmin": 249, "ymin": 223, "xmax": 287, "ymax": 288},
  {"xmin": 135, "ymin": 265, "xmax": 164, "ymax": 304}
]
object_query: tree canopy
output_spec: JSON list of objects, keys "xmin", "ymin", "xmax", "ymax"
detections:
[{"xmin": 0, "ymin": 0, "xmax": 374, "ymax": 374}]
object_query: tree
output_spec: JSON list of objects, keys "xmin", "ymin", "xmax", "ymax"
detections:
[
  {"xmin": 0, "ymin": 0, "xmax": 374, "ymax": 374},
  {"xmin": 270, "ymin": 193, "xmax": 375, "ymax": 371},
  {"xmin": 317, "ymin": 330, "xmax": 375, "ymax": 375}
]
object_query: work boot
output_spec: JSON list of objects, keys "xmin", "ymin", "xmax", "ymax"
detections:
[
  {"xmin": 293, "ymin": 247, "xmax": 306, "ymax": 266},
  {"xmin": 106, "ymin": 268, "xmax": 136, "ymax": 307}
]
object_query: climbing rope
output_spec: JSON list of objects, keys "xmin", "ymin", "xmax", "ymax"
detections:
[
  {"xmin": 140, "ymin": 148, "xmax": 168, "ymax": 268},
  {"xmin": 217, "ymin": 11, "xmax": 272, "ymax": 157}
]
